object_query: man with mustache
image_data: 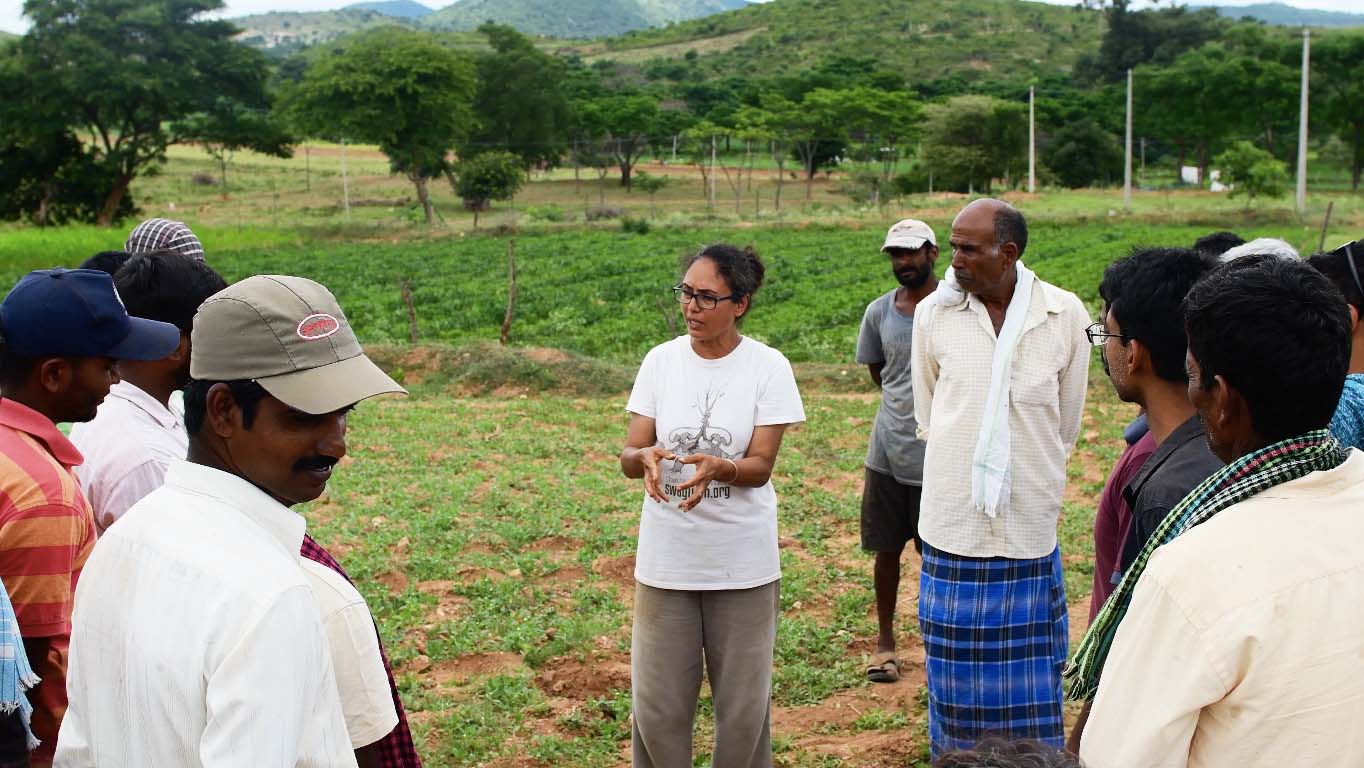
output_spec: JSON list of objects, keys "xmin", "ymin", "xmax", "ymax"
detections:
[
  {"xmin": 57, "ymin": 276, "xmax": 407, "ymax": 767},
  {"xmin": 911, "ymin": 199, "xmax": 1090, "ymax": 757},
  {"xmin": 0, "ymin": 268, "xmax": 180, "ymax": 765},
  {"xmin": 855, "ymin": 219, "xmax": 938, "ymax": 684}
]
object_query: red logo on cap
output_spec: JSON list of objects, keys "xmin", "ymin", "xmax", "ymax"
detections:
[{"xmin": 297, "ymin": 313, "xmax": 340, "ymax": 340}]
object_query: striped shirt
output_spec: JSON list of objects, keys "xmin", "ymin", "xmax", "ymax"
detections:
[
  {"xmin": 0, "ymin": 399, "xmax": 95, "ymax": 637},
  {"xmin": 0, "ymin": 397, "xmax": 96, "ymax": 761}
]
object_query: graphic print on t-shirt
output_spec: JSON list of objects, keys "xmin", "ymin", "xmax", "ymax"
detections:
[{"xmin": 662, "ymin": 385, "xmax": 736, "ymax": 505}]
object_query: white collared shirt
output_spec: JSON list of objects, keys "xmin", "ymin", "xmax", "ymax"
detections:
[
  {"xmin": 56, "ymin": 461, "xmax": 358, "ymax": 768},
  {"xmin": 912, "ymin": 277, "xmax": 1090, "ymax": 558},
  {"xmin": 70, "ymin": 380, "xmax": 188, "ymax": 534},
  {"xmin": 1081, "ymin": 450, "xmax": 1364, "ymax": 768},
  {"xmin": 299, "ymin": 559, "xmax": 398, "ymax": 747}
]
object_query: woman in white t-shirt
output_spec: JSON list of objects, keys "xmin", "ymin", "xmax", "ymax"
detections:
[{"xmin": 620, "ymin": 244, "xmax": 805, "ymax": 768}]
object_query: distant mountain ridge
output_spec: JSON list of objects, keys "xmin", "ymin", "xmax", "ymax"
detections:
[
  {"xmin": 345, "ymin": 0, "xmax": 434, "ymax": 19},
  {"xmin": 1196, "ymin": 2, "xmax": 1364, "ymax": 27},
  {"xmin": 232, "ymin": 0, "xmax": 751, "ymax": 47},
  {"xmin": 423, "ymin": 0, "xmax": 749, "ymax": 37}
]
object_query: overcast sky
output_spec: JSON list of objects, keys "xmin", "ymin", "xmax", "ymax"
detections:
[{"xmin": 1, "ymin": 0, "xmax": 1359, "ymax": 36}]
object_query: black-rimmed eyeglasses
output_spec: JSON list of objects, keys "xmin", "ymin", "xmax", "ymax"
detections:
[
  {"xmin": 1085, "ymin": 321, "xmax": 1130, "ymax": 348},
  {"xmin": 673, "ymin": 285, "xmax": 742, "ymax": 310},
  {"xmin": 1333, "ymin": 240, "xmax": 1363, "ymax": 302}
]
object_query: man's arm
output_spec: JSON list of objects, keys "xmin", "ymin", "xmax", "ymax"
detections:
[
  {"xmin": 201, "ymin": 587, "xmax": 358, "ymax": 767},
  {"xmin": 1058, "ymin": 300, "xmax": 1090, "ymax": 451},
  {"xmin": 867, "ymin": 363, "xmax": 884, "ymax": 388},
  {"xmin": 911, "ymin": 305, "xmax": 937, "ymax": 439},
  {"xmin": 92, "ymin": 459, "xmax": 168, "ymax": 533},
  {"xmin": 1079, "ymin": 566, "xmax": 1227, "ymax": 768}
]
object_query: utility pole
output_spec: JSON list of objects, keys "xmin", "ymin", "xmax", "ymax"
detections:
[
  {"xmin": 340, "ymin": 139, "xmax": 351, "ymax": 220},
  {"xmin": 1028, "ymin": 86, "xmax": 1036, "ymax": 194},
  {"xmin": 1296, "ymin": 28, "xmax": 1310, "ymax": 214},
  {"xmin": 1124, "ymin": 68, "xmax": 1133, "ymax": 210},
  {"xmin": 709, "ymin": 134, "xmax": 717, "ymax": 210}
]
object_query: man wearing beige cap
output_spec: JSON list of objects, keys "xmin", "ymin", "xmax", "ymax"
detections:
[
  {"xmin": 57, "ymin": 276, "xmax": 406, "ymax": 767},
  {"xmin": 855, "ymin": 219, "xmax": 938, "ymax": 684}
]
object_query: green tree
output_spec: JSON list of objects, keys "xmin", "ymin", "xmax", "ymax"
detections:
[
  {"xmin": 1140, "ymin": 46, "xmax": 1236, "ymax": 180},
  {"xmin": 463, "ymin": 23, "xmax": 572, "ymax": 170},
  {"xmin": 633, "ymin": 170, "xmax": 669, "ymax": 217},
  {"xmin": 1215, "ymin": 140, "xmax": 1289, "ymax": 206},
  {"xmin": 1079, "ymin": 1, "xmax": 1227, "ymax": 84},
  {"xmin": 286, "ymin": 27, "xmax": 476, "ymax": 225},
  {"xmin": 1043, "ymin": 118, "xmax": 1123, "ymax": 188},
  {"xmin": 576, "ymin": 94, "xmax": 659, "ymax": 190},
  {"xmin": 1314, "ymin": 32, "xmax": 1364, "ymax": 190},
  {"xmin": 19, "ymin": 0, "xmax": 284, "ymax": 224},
  {"xmin": 455, "ymin": 151, "xmax": 525, "ymax": 228},
  {"xmin": 920, "ymin": 95, "xmax": 1027, "ymax": 193},
  {"xmin": 175, "ymin": 98, "xmax": 294, "ymax": 193}
]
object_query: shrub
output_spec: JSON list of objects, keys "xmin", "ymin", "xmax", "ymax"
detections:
[{"xmin": 621, "ymin": 216, "xmax": 650, "ymax": 235}]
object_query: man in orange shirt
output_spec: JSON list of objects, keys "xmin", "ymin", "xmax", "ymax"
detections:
[{"xmin": 0, "ymin": 269, "xmax": 179, "ymax": 764}]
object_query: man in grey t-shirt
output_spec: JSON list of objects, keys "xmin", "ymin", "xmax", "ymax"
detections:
[{"xmin": 856, "ymin": 218, "xmax": 938, "ymax": 683}]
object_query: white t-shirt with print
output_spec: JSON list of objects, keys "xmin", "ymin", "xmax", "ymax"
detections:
[{"xmin": 626, "ymin": 335, "xmax": 806, "ymax": 591}]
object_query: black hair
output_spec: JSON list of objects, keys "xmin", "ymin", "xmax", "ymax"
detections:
[
  {"xmin": 79, "ymin": 251, "xmax": 132, "ymax": 275},
  {"xmin": 1099, "ymin": 247, "xmax": 1218, "ymax": 383},
  {"xmin": 683, "ymin": 244, "xmax": 766, "ymax": 316},
  {"xmin": 993, "ymin": 205, "xmax": 1028, "ymax": 259},
  {"xmin": 0, "ymin": 350, "xmax": 39, "ymax": 391},
  {"xmin": 1307, "ymin": 240, "xmax": 1364, "ymax": 314},
  {"xmin": 182, "ymin": 378, "xmax": 269, "ymax": 436},
  {"xmin": 934, "ymin": 737, "xmax": 1081, "ymax": 768},
  {"xmin": 1192, "ymin": 231, "xmax": 1245, "ymax": 258},
  {"xmin": 1184, "ymin": 253, "xmax": 1351, "ymax": 442},
  {"xmin": 114, "ymin": 250, "xmax": 228, "ymax": 335}
]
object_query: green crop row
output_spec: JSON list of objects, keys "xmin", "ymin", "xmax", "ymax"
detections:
[{"xmin": 0, "ymin": 221, "xmax": 1320, "ymax": 364}]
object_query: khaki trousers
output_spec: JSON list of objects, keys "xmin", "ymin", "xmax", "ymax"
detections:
[{"xmin": 631, "ymin": 580, "xmax": 780, "ymax": 768}]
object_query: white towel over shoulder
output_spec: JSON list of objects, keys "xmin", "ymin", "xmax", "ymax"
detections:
[{"xmin": 923, "ymin": 262, "xmax": 1036, "ymax": 518}]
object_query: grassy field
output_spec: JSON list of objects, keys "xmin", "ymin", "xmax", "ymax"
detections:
[{"xmin": 2, "ymin": 149, "xmax": 1361, "ymax": 766}]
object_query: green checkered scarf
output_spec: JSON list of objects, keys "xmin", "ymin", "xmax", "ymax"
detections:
[{"xmin": 1065, "ymin": 429, "xmax": 1348, "ymax": 701}]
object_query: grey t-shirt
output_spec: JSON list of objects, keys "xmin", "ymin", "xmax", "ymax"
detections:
[{"xmin": 856, "ymin": 289, "xmax": 926, "ymax": 485}]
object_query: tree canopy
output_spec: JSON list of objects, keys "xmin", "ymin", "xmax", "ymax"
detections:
[
  {"xmin": 10, "ymin": 0, "xmax": 286, "ymax": 224},
  {"xmin": 285, "ymin": 27, "xmax": 477, "ymax": 224}
]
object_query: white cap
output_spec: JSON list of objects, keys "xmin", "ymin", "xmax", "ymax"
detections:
[
  {"xmin": 881, "ymin": 219, "xmax": 937, "ymax": 252},
  {"xmin": 1219, "ymin": 237, "xmax": 1300, "ymax": 263}
]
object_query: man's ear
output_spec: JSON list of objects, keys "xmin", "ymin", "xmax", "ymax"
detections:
[
  {"xmin": 1210, "ymin": 373, "xmax": 1247, "ymax": 437},
  {"xmin": 1124, "ymin": 338, "xmax": 1146, "ymax": 379},
  {"xmin": 1350, "ymin": 304, "xmax": 1359, "ymax": 332},
  {"xmin": 203, "ymin": 383, "xmax": 242, "ymax": 439},
  {"xmin": 998, "ymin": 241, "xmax": 1020, "ymax": 268},
  {"xmin": 36, "ymin": 358, "xmax": 71, "ymax": 395}
]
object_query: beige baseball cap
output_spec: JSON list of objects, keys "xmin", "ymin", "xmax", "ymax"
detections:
[
  {"xmin": 190, "ymin": 275, "xmax": 406, "ymax": 414},
  {"xmin": 881, "ymin": 219, "xmax": 937, "ymax": 252}
]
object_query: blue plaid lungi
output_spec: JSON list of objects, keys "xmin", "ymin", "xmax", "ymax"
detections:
[{"xmin": 918, "ymin": 542, "xmax": 1068, "ymax": 758}]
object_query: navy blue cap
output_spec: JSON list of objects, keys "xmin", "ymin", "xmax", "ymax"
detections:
[{"xmin": 0, "ymin": 269, "xmax": 181, "ymax": 360}]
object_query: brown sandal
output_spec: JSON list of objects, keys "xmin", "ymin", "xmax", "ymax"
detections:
[{"xmin": 865, "ymin": 651, "xmax": 901, "ymax": 683}]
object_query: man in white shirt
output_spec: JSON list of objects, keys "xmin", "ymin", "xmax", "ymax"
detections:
[
  {"xmin": 58, "ymin": 275, "xmax": 406, "ymax": 767},
  {"xmin": 1078, "ymin": 254, "xmax": 1364, "ymax": 768},
  {"xmin": 911, "ymin": 199, "xmax": 1089, "ymax": 757},
  {"xmin": 71, "ymin": 251, "xmax": 227, "ymax": 533}
]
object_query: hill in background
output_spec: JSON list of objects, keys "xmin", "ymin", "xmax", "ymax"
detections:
[
  {"xmin": 422, "ymin": 0, "xmax": 749, "ymax": 37},
  {"xmin": 581, "ymin": 0, "xmax": 1106, "ymax": 86},
  {"xmin": 1198, "ymin": 2, "xmax": 1364, "ymax": 27},
  {"xmin": 232, "ymin": 8, "xmax": 415, "ymax": 51},
  {"xmin": 345, "ymin": 0, "xmax": 434, "ymax": 19},
  {"xmin": 233, "ymin": 0, "xmax": 750, "ymax": 48}
]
